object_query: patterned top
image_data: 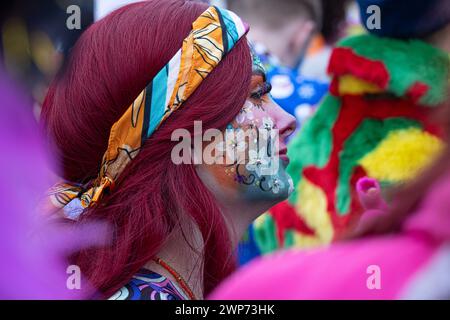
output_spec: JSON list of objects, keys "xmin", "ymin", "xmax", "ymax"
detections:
[{"xmin": 108, "ymin": 269, "xmax": 188, "ymax": 300}]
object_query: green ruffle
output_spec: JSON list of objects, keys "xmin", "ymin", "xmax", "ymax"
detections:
[{"xmin": 338, "ymin": 34, "xmax": 449, "ymax": 106}]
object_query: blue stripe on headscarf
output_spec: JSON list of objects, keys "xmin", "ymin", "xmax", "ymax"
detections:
[
  {"xmin": 217, "ymin": 8, "xmax": 239, "ymax": 53},
  {"xmin": 147, "ymin": 65, "xmax": 169, "ymax": 137}
]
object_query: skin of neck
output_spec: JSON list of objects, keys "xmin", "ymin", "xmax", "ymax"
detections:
[
  {"xmin": 146, "ymin": 164, "xmax": 275, "ymax": 299},
  {"xmin": 144, "ymin": 216, "xmax": 205, "ymax": 299},
  {"xmin": 195, "ymin": 165, "xmax": 277, "ymax": 248}
]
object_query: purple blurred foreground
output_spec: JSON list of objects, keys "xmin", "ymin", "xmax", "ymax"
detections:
[{"xmin": 0, "ymin": 73, "xmax": 108, "ymax": 299}]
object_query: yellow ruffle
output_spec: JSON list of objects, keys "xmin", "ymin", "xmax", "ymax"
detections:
[
  {"xmin": 359, "ymin": 128, "xmax": 444, "ymax": 182},
  {"xmin": 293, "ymin": 177, "xmax": 334, "ymax": 248},
  {"xmin": 338, "ymin": 75, "xmax": 383, "ymax": 95}
]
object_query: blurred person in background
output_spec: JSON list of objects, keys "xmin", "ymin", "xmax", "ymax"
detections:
[
  {"xmin": 212, "ymin": 1, "xmax": 450, "ymax": 295},
  {"xmin": 228, "ymin": 0, "xmax": 323, "ymax": 70},
  {"xmin": 240, "ymin": 0, "xmax": 450, "ymax": 265},
  {"xmin": 227, "ymin": 0, "xmax": 331, "ymax": 127},
  {"xmin": 211, "ymin": 120, "xmax": 450, "ymax": 299}
]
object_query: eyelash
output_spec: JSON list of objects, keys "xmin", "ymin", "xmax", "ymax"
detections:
[{"xmin": 250, "ymin": 82, "xmax": 272, "ymax": 106}]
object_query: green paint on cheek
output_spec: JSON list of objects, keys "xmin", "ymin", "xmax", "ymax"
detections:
[{"xmin": 240, "ymin": 159, "xmax": 291, "ymax": 203}]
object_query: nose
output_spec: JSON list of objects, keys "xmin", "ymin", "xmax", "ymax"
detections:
[{"xmin": 269, "ymin": 99, "xmax": 297, "ymax": 142}]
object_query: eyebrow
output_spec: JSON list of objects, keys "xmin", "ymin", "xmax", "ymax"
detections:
[
  {"xmin": 252, "ymin": 67, "xmax": 267, "ymax": 82},
  {"xmin": 250, "ymin": 81, "xmax": 272, "ymax": 99}
]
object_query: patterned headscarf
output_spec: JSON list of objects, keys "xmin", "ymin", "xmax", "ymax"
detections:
[{"xmin": 47, "ymin": 6, "xmax": 249, "ymax": 215}]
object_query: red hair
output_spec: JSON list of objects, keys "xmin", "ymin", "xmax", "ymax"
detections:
[{"xmin": 41, "ymin": 0, "xmax": 251, "ymax": 297}]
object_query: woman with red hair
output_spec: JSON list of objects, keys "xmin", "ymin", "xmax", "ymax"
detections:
[{"xmin": 41, "ymin": 0, "xmax": 296, "ymax": 300}]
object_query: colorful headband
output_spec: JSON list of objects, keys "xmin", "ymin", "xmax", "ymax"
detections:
[{"xmin": 48, "ymin": 6, "xmax": 249, "ymax": 214}]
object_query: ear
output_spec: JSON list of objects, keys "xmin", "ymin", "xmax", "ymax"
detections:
[{"xmin": 288, "ymin": 19, "xmax": 316, "ymax": 57}]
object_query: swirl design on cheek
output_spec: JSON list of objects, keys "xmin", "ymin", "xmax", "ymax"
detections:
[{"xmin": 221, "ymin": 100, "xmax": 282, "ymax": 194}]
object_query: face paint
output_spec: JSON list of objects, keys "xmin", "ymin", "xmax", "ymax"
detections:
[
  {"xmin": 223, "ymin": 99, "xmax": 293, "ymax": 202},
  {"xmin": 196, "ymin": 44, "xmax": 295, "ymax": 206}
]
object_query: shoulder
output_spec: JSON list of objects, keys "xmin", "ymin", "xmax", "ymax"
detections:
[{"xmin": 108, "ymin": 269, "xmax": 188, "ymax": 300}]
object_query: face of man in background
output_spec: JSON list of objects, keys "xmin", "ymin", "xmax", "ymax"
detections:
[{"xmin": 227, "ymin": 0, "xmax": 323, "ymax": 68}]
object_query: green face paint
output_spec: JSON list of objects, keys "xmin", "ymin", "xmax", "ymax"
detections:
[{"xmin": 199, "ymin": 42, "xmax": 294, "ymax": 206}]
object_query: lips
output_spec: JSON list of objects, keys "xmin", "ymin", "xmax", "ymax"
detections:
[{"xmin": 277, "ymin": 147, "xmax": 289, "ymax": 164}]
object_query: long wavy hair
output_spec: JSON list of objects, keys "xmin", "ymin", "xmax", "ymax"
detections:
[{"xmin": 41, "ymin": 0, "xmax": 252, "ymax": 297}]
